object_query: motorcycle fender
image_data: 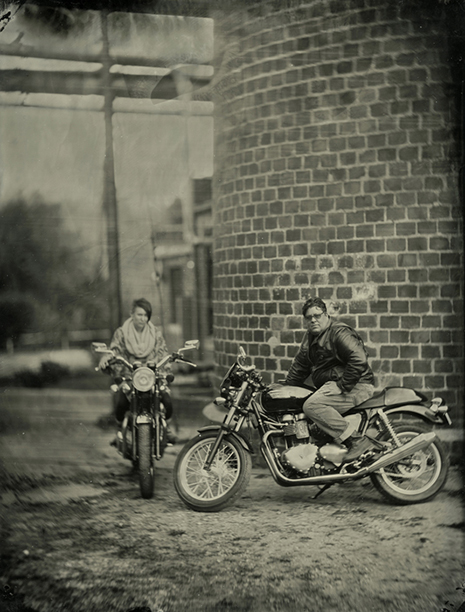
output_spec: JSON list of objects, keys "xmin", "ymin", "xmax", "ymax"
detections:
[
  {"xmin": 384, "ymin": 405, "xmax": 444, "ymax": 425},
  {"xmin": 136, "ymin": 414, "xmax": 153, "ymax": 425},
  {"xmin": 197, "ymin": 425, "xmax": 254, "ymax": 454}
]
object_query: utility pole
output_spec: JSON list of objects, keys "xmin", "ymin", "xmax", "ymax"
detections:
[{"xmin": 101, "ymin": 9, "xmax": 122, "ymax": 330}]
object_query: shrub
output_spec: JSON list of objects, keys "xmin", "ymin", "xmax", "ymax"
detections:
[
  {"xmin": 10, "ymin": 361, "xmax": 71, "ymax": 388},
  {"xmin": 39, "ymin": 361, "xmax": 71, "ymax": 384}
]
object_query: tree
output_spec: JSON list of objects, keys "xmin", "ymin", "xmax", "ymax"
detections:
[
  {"xmin": 0, "ymin": 197, "xmax": 110, "ymax": 347},
  {"xmin": 0, "ymin": 293, "xmax": 35, "ymax": 349}
]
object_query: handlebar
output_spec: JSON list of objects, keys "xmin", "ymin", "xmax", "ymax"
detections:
[
  {"xmin": 178, "ymin": 359, "xmax": 197, "ymax": 368},
  {"xmin": 95, "ymin": 354, "xmax": 133, "ymax": 372},
  {"xmin": 237, "ymin": 363, "xmax": 256, "ymax": 373},
  {"xmin": 93, "ymin": 340, "xmax": 199, "ymax": 372}
]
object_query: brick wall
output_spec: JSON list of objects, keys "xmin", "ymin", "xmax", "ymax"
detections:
[{"xmin": 211, "ymin": 0, "xmax": 464, "ymax": 422}]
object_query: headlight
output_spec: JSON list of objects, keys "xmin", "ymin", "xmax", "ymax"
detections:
[{"xmin": 133, "ymin": 367, "xmax": 155, "ymax": 392}]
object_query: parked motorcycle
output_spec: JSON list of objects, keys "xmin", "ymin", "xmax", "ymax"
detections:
[
  {"xmin": 92, "ymin": 339, "xmax": 199, "ymax": 499},
  {"xmin": 174, "ymin": 346, "xmax": 451, "ymax": 512}
]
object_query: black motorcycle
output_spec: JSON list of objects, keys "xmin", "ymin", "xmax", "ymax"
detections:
[
  {"xmin": 93, "ymin": 339, "xmax": 199, "ymax": 498},
  {"xmin": 174, "ymin": 346, "xmax": 451, "ymax": 512}
]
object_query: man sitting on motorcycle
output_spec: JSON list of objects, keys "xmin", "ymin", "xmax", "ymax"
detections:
[
  {"xmin": 272, "ymin": 297, "xmax": 376, "ymax": 463},
  {"xmin": 99, "ymin": 297, "xmax": 176, "ymax": 444}
]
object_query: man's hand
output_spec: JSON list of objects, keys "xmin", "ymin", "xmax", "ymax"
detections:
[
  {"xmin": 268, "ymin": 384, "xmax": 313, "ymax": 399},
  {"xmin": 268, "ymin": 384, "xmax": 293, "ymax": 399}
]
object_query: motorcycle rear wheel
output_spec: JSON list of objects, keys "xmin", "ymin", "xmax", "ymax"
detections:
[
  {"xmin": 174, "ymin": 432, "xmax": 252, "ymax": 512},
  {"xmin": 370, "ymin": 423, "xmax": 449, "ymax": 504},
  {"xmin": 137, "ymin": 423, "xmax": 154, "ymax": 499}
]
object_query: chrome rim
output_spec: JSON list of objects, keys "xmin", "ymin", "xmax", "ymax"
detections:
[
  {"xmin": 180, "ymin": 438, "xmax": 242, "ymax": 501},
  {"xmin": 378, "ymin": 431, "xmax": 442, "ymax": 495}
]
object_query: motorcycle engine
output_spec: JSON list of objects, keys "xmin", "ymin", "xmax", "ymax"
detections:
[
  {"xmin": 280, "ymin": 413, "xmax": 349, "ymax": 473},
  {"xmin": 318, "ymin": 443, "xmax": 348, "ymax": 466},
  {"xmin": 280, "ymin": 414, "xmax": 318, "ymax": 473}
]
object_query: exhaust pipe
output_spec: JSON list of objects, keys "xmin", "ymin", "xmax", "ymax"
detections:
[
  {"xmin": 356, "ymin": 432, "xmax": 437, "ymax": 477},
  {"xmin": 260, "ymin": 430, "xmax": 437, "ymax": 487}
]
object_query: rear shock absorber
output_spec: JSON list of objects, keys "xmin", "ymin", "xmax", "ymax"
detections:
[{"xmin": 378, "ymin": 410, "xmax": 401, "ymax": 447}]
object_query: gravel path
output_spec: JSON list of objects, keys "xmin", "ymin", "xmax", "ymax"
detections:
[{"xmin": 0, "ymin": 390, "xmax": 464, "ymax": 612}]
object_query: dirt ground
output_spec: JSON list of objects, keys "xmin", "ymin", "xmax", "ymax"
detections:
[{"xmin": 0, "ymin": 388, "xmax": 464, "ymax": 612}]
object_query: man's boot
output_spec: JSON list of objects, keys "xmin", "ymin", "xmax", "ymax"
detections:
[{"xmin": 342, "ymin": 432, "xmax": 375, "ymax": 463}]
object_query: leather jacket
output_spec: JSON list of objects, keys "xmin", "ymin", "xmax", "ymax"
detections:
[{"xmin": 285, "ymin": 319, "xmax": 374, "ymax": 393}]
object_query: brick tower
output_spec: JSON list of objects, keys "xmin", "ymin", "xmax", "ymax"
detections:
[{"xmin": 210, "ymin": 0, "xmax": 463, "ymax": 421}]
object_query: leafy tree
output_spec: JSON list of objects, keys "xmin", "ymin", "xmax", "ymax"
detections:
[
  {"xmin": 0, "ymin": 197, "xmax": 110, "ymax": 348},
  {"xmin": 0, "ymin": 292, "xmax": 35, "ymax": 348}
]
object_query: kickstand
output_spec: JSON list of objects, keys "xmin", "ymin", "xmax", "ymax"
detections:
[{"xmin": 312, "ymin": 483, "xmax": 334, "ymax": 500}]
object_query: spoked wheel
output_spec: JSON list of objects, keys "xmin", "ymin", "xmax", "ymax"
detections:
[
  {"xmin": 173, "ymin": 432, "xmax": 252, "ymax": 512},
  {"xmin": 370, "ymin": 424, "xmax": 449, "ymax": 504},
  {"xmin": 137, "ymin": 423, "xmax": 154, "ymax": 499}
]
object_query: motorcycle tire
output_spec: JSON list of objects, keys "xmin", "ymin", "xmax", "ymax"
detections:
[
  {"xmin": 370, "ymin": 423, "xmax": 449, "ymax": 505},
  {"xmin": 173, "ymin": 432, "xmax": 252, "ymax": 512},
  {"xmin": 137, "ymin": 423, "xmax": 154, "ymax": 499}
]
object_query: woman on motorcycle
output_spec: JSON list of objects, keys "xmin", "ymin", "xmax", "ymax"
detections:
[{"xmin": 99, "ymin": 297, "xmax": 176, "ymax": 443}]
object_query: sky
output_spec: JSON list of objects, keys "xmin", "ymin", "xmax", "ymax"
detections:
[{"xmin": 0, "ymin": 7, "xmax": 214, "ymax": 275}]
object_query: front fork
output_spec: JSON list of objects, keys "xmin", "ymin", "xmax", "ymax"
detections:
[
  {"xmin": 204, "ymin": 381, "xmax": 249, "ymax": 469},
  {"xmin": 128, "ymin": 390, "xmax": 166, "ymax": 461},
  {"xmin": 134, "ymin": 412, "xmax": 166, "ymax": 460}
]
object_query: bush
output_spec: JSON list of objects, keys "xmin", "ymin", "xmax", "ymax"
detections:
[
  {"xmin": 9, "ymin": 361, "xmax": 71, "ymax": 388},
  {"xmin": 0, "ymin": 198, "xmax": 111, "ymax": 343},
  {"xmin": 39, "ymin": 361, "xmax": 71, "ymax": 385},
  {"xmin": 12, "ymin": 369, "xmax": 45, "ymax": 388}
]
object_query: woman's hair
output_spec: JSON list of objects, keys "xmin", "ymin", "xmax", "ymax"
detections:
[
  {"xmin": 131, "ymin": 298, "xmax": 152, "ymax": 321},
  {"xmin": 301, "ymin": 297, "xmax": 327, "ymax": 316}
]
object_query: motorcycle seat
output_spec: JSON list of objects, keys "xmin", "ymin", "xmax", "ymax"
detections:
[{"xmin": 347, "ymin": 386, "xmax": 426, "ymax": 412}]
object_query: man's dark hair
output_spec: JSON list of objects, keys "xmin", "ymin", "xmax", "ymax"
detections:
[
  {"xmin": 132, "ymin": 298, "xmax": 152, "ymax": 321},
  {"xmin": 301, "ymin": 297, "xmax": 327, "ymax": 316}
]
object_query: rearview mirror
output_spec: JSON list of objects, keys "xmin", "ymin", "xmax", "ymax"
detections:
[
  {"xmin": 179, "ymin": 339, "xmax": 200, "ymax": 352},
  {"xmin": 238, "ymin": 346, "xmax": 246, "ymax": 364},
  {"xmin": 91, "ymin": 342, "xmax": 111, "ymax": 354}
]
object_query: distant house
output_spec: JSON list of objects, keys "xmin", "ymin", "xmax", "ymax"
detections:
[{"xmin": 153, "ymin": 178, "xmax": 213, "ymax": 364}]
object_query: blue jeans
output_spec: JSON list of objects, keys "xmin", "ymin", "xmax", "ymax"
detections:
[{"xmin": 302, "ymin": 381, "xmax": 375, "ymax": 442}]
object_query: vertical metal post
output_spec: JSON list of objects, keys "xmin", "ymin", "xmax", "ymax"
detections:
[
  {"xmin": 101, "ymin": 10, "xmax": 122, "ymax": 330},
  {"xmin": 194, "ymin": 242, "xmax": 210, "ymax": 362}
]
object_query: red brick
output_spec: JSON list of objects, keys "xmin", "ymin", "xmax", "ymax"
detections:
[
  {"xmin": 410, "ymin": 301, "xmax": 429, "ymax": 314},
  {"xmin": 368, "ymin": 270, "xmax": 386, "ymax": 283},
  {"xmin": 400, "ymin": 344, "xmax": 419, "ymax": 358},
  {"xmin": 381, "ymin": 345, "xmax": 399, "ymax": 359},
  {"xmin": 365, "ymin": 238, "xmax": 386, "ymax": 252},
  {"xmin": 347, "ymin": 271, "xmax": 365, "ymax": 283},
  {"xmin": 392, "ymin": 360, "xmax": 412, "ymax": 374},
  {"xmin": 377, "ymin": 254, "xmax": 397, "ymax": 267},
  {"xmin": 388, "ymin": 269, "xmax": 406, "ymax": 282},
  {"xmin": 212, "ymin": 5, "xmax": 462, "ymax": 414},
  {"xmin": 390, "ymin": 331, "xmax": 410, "ymax": 344},
  {"xmin": 430, "ymin": 236, "xmax": 450, "ymax": 250},
  {"xmin": 412, "ymin": 361, "xmax": 432, "ymax": 374}
]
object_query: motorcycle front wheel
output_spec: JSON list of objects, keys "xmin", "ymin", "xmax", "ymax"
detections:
[
  {"xmin": 137, "ymin": 423, "xmax": 154, "ymax": 499},
  {"xmin": 173, "ymin": 432, "xmax": 252, "ymax": 512},
  {"xmin": 370, "ymin": 423, "xmax": 449, "ymax": 504}
]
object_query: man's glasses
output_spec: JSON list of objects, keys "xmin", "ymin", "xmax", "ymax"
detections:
[{"xmin": 304, "ymin": 312, "xmax": 325, "ymax": 321}]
